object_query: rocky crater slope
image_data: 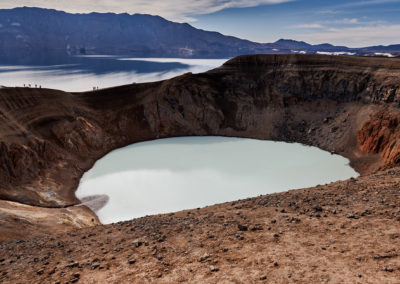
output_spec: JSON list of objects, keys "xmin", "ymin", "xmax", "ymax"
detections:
[{"xmin": 0, "ymin": 54, "xmax": 400, "ymax": 282}]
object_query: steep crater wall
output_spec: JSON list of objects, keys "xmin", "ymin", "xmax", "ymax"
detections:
[{"xmin": 0, "ymin": 54, "xmax": 399, "ymax": 217}]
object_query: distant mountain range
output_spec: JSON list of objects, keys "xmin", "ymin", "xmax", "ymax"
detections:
[{"xmin": 0, "ymin": 7, "xmax": 399, "ymax": 59}]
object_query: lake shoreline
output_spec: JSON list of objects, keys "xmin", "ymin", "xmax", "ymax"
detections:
[{"xmin": 76, "ymin": 137, "xmax": 358, "ymax": 224}]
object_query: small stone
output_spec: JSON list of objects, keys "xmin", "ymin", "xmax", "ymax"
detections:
[
  {"xmin": 157, "ymin": 235, "xmax": 167, "ymax": 242},
  {"xmin": 235, "ymin": 233, "xmax": 244, "ymax": 240},
  {"xmin": 91, "ymin": 263, "xmax": 100, "ymax": 270},
  {"xmin": 250, "ymin": 224, "xmax": 263, "ymax": 231},
  {"xmin": 347, "ymin": 214, "xmax": 359, "ymax": 219},
  {"xmin": 36, "ymin": 269, "xmax": 44, "ymax": 275},
  {"xmin": 384, "ymin": 267, "xmax": 394, "ymax": 272},
  {"xmin": 128, "ymin": 259, "xmax": 136, "ymax": 264},
  {"xmin": 65, "ymin": 262, "xmax": 79, "ymax": 268},
  {"xmin": 132, "ymin": 239, "xmax": 143, "ymax": 248},
  {"xmin": 198, "ymin": 253, "xmax": 211, "ymax": 262},
  {"xmin": 48, "ymin": 268, "xmax": 56, "ymax": 275},
  {"xmin": 209, "ymin": 265, "xmax": 219, "ymax": 272},
  {"xmin": 260, "ymin": 275, "xmax": 267, "ymax": 280},
  {"xmin": 314, "ymin": 206, "xmax": 323, "ymax": 212},
  {"xmin": 238, "ymin": 224, "xmax": 248, "ymax": 231}
]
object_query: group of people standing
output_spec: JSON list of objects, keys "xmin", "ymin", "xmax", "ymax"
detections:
[{"xmin": 23, "ymin": 84, "xmax": 41, "ymax": 88}]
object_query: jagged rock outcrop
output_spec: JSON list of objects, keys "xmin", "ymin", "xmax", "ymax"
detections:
[
  {"xmin": 358, "ymin": 109, "xmax": 400, "ymax": 167},
  {"xmin": 0, "ymin": 200, "xmax": 99, "ymax": 242},
  {"xmin": 0, "ymin": 54, "xmax": 400, "ymax": 238}
]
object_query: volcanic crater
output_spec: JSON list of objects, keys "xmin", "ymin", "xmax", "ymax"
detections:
[{"xmin": 0, "ymin": 54, "xmax": 400, "ymax": 283}]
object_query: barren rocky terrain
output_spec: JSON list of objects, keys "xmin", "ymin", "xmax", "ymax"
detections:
[
  {"xmin": 0, "ymin": 54, "xmax": 400, "ymax": 283},
  {"xmin": 1, "ymin": 168, "xmax": 400, "ymax": 283}
]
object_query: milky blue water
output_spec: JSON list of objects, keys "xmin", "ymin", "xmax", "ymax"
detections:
[{"xmin": 76, "ymin": 137, "xmax": 358, "ymax": 224}]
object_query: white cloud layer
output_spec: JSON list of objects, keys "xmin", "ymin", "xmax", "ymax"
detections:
[
  {"xmin": 297, "ymin": 25, "xmax": 400, "ymax": 47},
  {"xmin": 335, "ymin": 18, "xmax": 359, "ymax": 24},
  {"xmin": 332, "ymin": 0, "xmax": 400, "ymax": 9},
  {"xmin": 0, "ymin": 0, "xmax": 293, "ymax": 21},
  {"xmin": 293, "ymin": 23, "xmax": 323, "ymax": 29}
]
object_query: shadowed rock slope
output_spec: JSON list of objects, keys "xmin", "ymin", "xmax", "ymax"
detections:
[{"xmin": 0, "ymin": 53, "xmax": 400, "ymax": 237}]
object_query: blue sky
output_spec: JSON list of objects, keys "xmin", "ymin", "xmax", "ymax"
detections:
[
  {"xmin": 1, "ymin": 0, "xmax": 400, "ymax": 47},
  {"xmin": 192, "ymin": 0, "xmax": 400, "ymax": 47}
]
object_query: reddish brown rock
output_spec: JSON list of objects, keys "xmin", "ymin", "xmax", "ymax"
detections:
[{"xmin": 358, "ymin": 110, "xmax": 400, "ymax": 167}]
